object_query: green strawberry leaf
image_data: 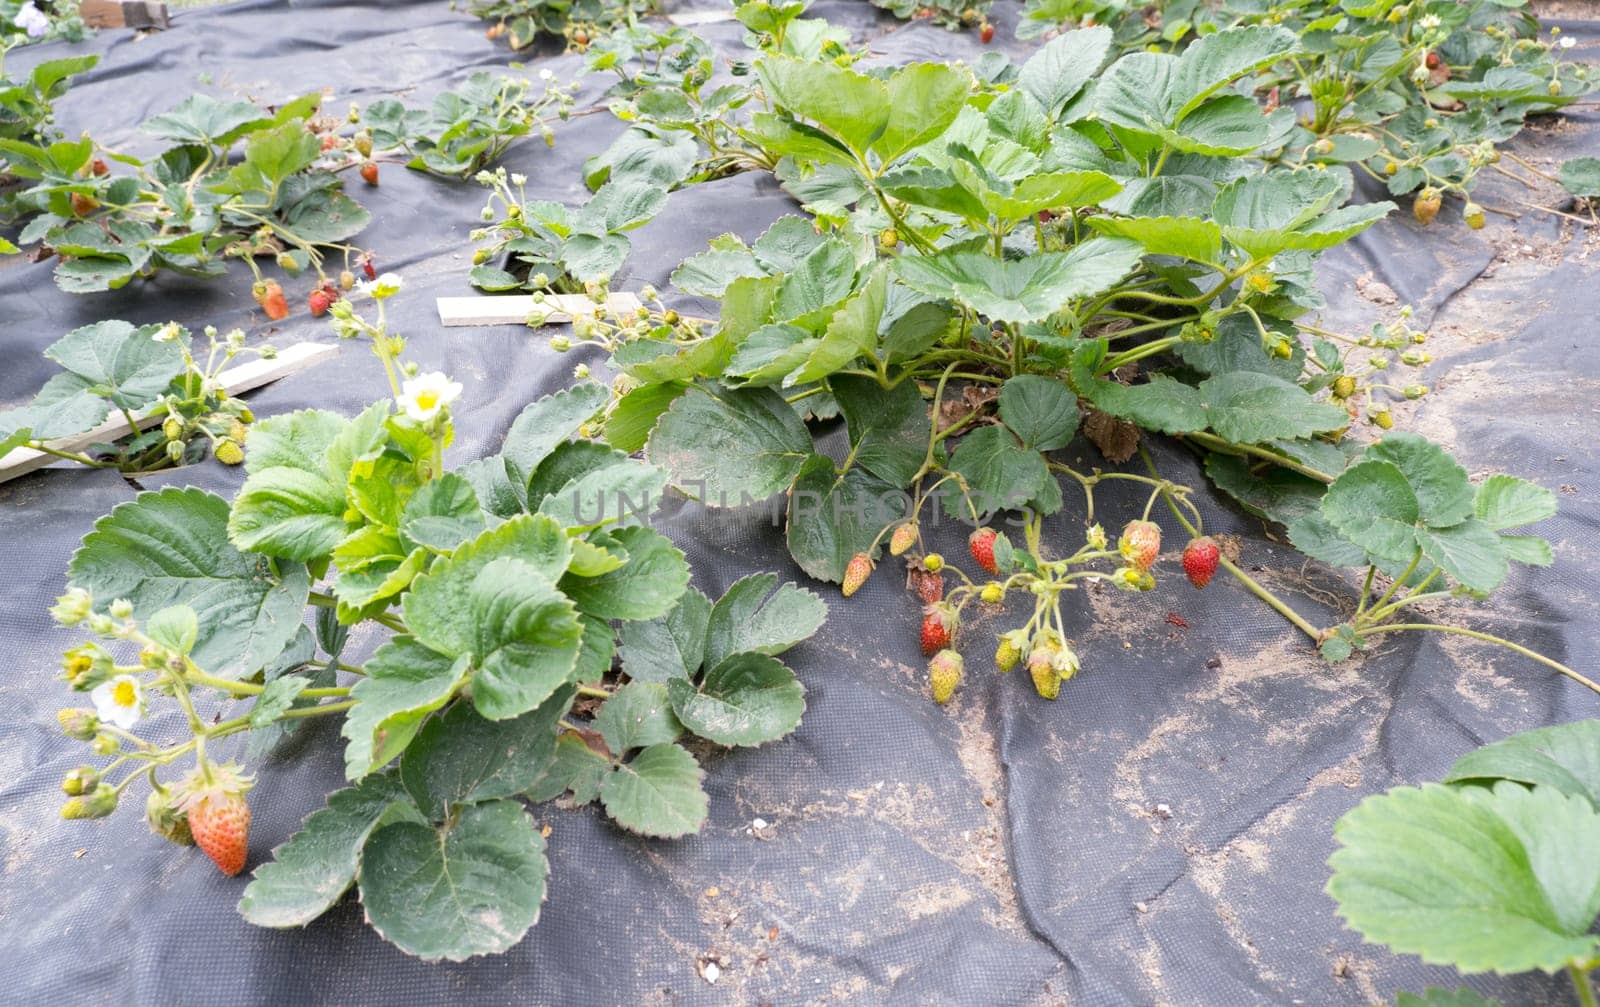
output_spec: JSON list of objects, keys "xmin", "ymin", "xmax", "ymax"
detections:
[
  {"xmin": 618, "ymin": 587, "xmax": 713, "ymax": 683},
  {"xmin": 647, "ymin": 384, "xmax": 813, "ymax": 505},
  {"xmin": 1445, "ymin": 722, "xmax": 1600, "ymax": 811},
  {"xmin": 667, "ymin": 652, "xmax": 806, "ymax": 747},
  {"xmin": 1321, "ymin": 460, "xmax": 1421, "ymax": 567},
  {"xmin": 500, "ymin": 383, "xmax": 611, "ymax": 495},
  {"xmin": 69, "ymin": 487, "xmax": 310, "ymax": 677},
  {"xmin": 1365, "ymin": 434, "xmax": 1475, "ymax": 528},
  {"xmin": 401, "ymin": 514, "xmax": 573, "ymax": 660},
  {"xmin": 343, "ymin": 638, "xmax": 471, "ymax": 780},
  {"xmin": 559, "ymin": 525, "xmax": 689, "ymax": 621},
  {"xmin": 399, "ymin": 474, "xmax": 485, "ymax": 553},
  {"xmin": 894, "ymin": 239, "xmax": 1143, "ymax": 324},
  {"xmin": 786, "ymin": 452, "xmax": 907, "ymax": 581},
  {"xmin": 598, "ymin": 743, "xmax": 709, "ymax": 839},
  {"xmin": 832, "ymin": 373, "xmax": 930, "ymax": 487},
  {"xmin": 703, "ymin": 573, "xmax": 827, "ymax": 671},
  {"xmin": 999, "ymin": 375, "xmax": 1080, "ymax": 452},
  {"xmin": 359, "ymin": 799, "xmax": 548, "ymax": 962},
  {"xmin": 1474, "ymin": 475, "xmax": 1558, "ymax": 532},
  {"xmin": 1396, "ymin": 991, "xmax": 1500, "ymax": 1007},
  {"xmin": 399, "ymin": 687, "xmax": 574, "ymax": 819},
  {"xmin": 594, "ymin": 681, "xmax": 682, "ymax": 754},
  {"xmin": 1328, "ymin": 782, "xmax": 1600, "ymax": 975},
  {"xmin": 238, "ymin": 773, "xmax": 425, "ymax": 928}
]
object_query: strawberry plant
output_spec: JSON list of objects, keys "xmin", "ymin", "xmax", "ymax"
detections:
[
  {"xmin": 2, "ymin": 0, "xmax": 84, "ymax": 47},
  {"xmin": 47, "ymin": 279, "xmax": 826, "ymax": 959},
  {"xmin": 1019, "ymin": 0, "xmax": 1592, "ymax": 223},
  {"xmin": 0, "ymin": 319, "xmax": 267, "ymax": 471},
  {"xmin": 1329, "ymin": 720, "xmax": 1600, "ymax": 1007},
  {"xmin": 468, "ymin": 0, "xmax": 658, "ymax": 51},
  {"xmin": 867, "ymin": 0, "xmax": 992, "ymax": 35},
  {"xmin": 1, "ymin": 91, "xmax": 375, "ymax": 300},
  {"xmin": 572, "ymin": 26, "xmax": 1587, "ymax": 704},
  {"xmin": 468, "ymin": 168, "xmax": 667, "ymax": 292},
  {"xmin": 359, "ymin": 69, "xmax": 579, "ymax": 179}
]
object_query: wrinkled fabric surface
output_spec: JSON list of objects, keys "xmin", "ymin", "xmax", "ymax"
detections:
[{"xmin": 2, "ymin": 3, "xmax": 1597, "ymax": 1004}]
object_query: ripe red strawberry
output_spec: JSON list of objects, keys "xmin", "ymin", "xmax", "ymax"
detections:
[
  {"xmin": 979, "ymin": 22, "xmax": 994, "ymax": 43},
  {"xmin": 1118, "ymin": 520, "xmax": 1161, "ymax": 572},
  {"xmin": 361, "ymin": 255, "xmax": 377, "ymax": 281},
  {"xmin": 308, "ymin": 288, "xmax": 331, "ymax": 317},
  {"xmin": 1181, "ymin": 536, "xmax": 1220, "ymax": 589},
  {"xmin": 359, "ymin": 161, "xmax": 379, "ymax": 186},
  {"xmin": 842, "ymin": 553, "xmax": 873, "ymax": 597},
  {"xmin": 909, "ymin": 567, "xmax": 944, "ymax": 604},
  {"xmin": 969, "ymin": 527, "xmax": 999, "ymax": 575},
  {"xmin": 920, "ymin": 603, "xmax": 957, "ymax": 656},
  {"xmin": 1424, "ymin": 52, "xmax": 1441, "ymax": 70},
  {"xmin": 258, "ymin": 279, "xmax": 289, "ymax": 320},
  {"xmin": 91, "ymin": 157, "xmax": 109, "ymax": 177}
]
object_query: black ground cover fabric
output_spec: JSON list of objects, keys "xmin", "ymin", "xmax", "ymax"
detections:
[{"xmin": 2, "ymin": 3, "xmax": 1598, "ymax": 1003}]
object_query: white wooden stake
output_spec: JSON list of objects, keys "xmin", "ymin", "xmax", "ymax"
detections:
[
  {"xmin": 435, "ymin": 293, "xmax": 644, "ymax": 328},
  {"xmin": 0, "ymin": 341, "xmax": 339, "ymax": 485}
]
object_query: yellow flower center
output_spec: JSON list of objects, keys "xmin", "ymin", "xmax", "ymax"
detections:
[
  {"xmin": 414, "ymin": 389, "xmax": 440, "ymax": 411},
  {"xmin": 112, "ymin": 680, "xmax": 137, "ymax": 709}
]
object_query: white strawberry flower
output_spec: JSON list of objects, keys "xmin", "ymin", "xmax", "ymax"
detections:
[
  {"xmin": 14, "ymin": 2, "xmax": 50, "ymax": 38},
  {"xmin": 398, "ymin": 372, "xmax": 462, "ymax": 422},
  {"xmin": 91, "ymin": 674, "xmax": 144, "ymax": 730}
]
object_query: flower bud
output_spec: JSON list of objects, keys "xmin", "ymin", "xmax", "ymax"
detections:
[
  {"xmin": 50, "ymin": 588, "xmax": 94, "ymax": 627},
  {"xmin": 61, "ymin": 783, "xmax": 118, "ymax": 820},
  {"xmin": 923, "ymin": 553, "xmax": 944, "ymax": 572},
  {"xmin": 166, "ymin": 440, "xmax": 186, "ymax": 464},
  {"xmin": 62, "ymin": 766, "xmax": 99, "ymax": 795},
  {"xmin": 59, "ymin": 708, "xmax": 99, "ymax": 739},
  {"xmin": 92, "ymin": 733, "xmax": 120, "ymax": 756}
]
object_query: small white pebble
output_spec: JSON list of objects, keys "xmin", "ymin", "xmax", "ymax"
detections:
[
  {"xmin": 751, "ymin": 817, "xmax": 769, "ymax": 830},
  {"xmin": 703, "ymin": 962, "xmax": 720, "ymax": 984}
]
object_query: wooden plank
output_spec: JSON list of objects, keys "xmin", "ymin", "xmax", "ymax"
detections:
[
  {"xmin": 79, "ymin": 0, "xmax": 170, "ymax": 29},
  {"xmin": 0, "ymin": 341, "xmax": 338, "ymax": 485},
  {"xmin": 436, "ymin": 292, "xmax": 645, "ymax": 328},
  {"xmin": 665, "ymin": 7, "xmax": 737, "ymax": 26}
]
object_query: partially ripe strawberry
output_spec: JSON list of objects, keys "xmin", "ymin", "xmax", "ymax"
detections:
[
  {"xmin": 1424, "ymin": 52, "xmax": 1441, "ymax": 70},
  {"xmin": 360, "ymin": 161, "xmax": 379, "ymax": 186},
  {"xmin": 1413, "ymin": 188, "xmax": 1442, "ymax": 226},
  {"xmin": 1027, "ymin": 652, "xmax": 1060, "ymax": 700},
  {"xmin": 258, "ymin": 279, "xmax": 289, "ymax": 321},
  {"xmin": 308, "ymin": 288, "xmax": 331, "ymax": 317},
  {"xmin": 842, "ymin": 553, "xmax": 873, "ymax": 597},
  {"xmin": 928, "ymin": 649, "xmax": 963, "ymax": 705},
  {"xmin": 979, "ymin": 22, "xmax": 994, "ymax": 43},
  {"xmin": 1118, "ymin": 520, "xmax": 1161, "ymax": 572},
  {"xmin": 969, "ymin": 528, "xmax": 1000, "ymax": 575},
  {"xmin": 1181, "ymin": 536, "xmax": 1220, "ymax": 589},
  {"xmin": 91, "ymin": 157, "xmax": 109, "ymax": 177},
  {"xmin": 888, "ymin": 523, "xmax": 917, "ymax": 556},
  {"xmin": 320, "ymin": 133, "xmax": 340, "ymax": 152},
  {"xmin": 70, "ymin": 191, "xmax": 98, "ymax": 217},
  {"xmin": 177, "ymin": 764, "xmax": 253, "ymax": 876},
  {"xmin": 920, "ymin": 603, "xmax": 958, "ymax": 656}
]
